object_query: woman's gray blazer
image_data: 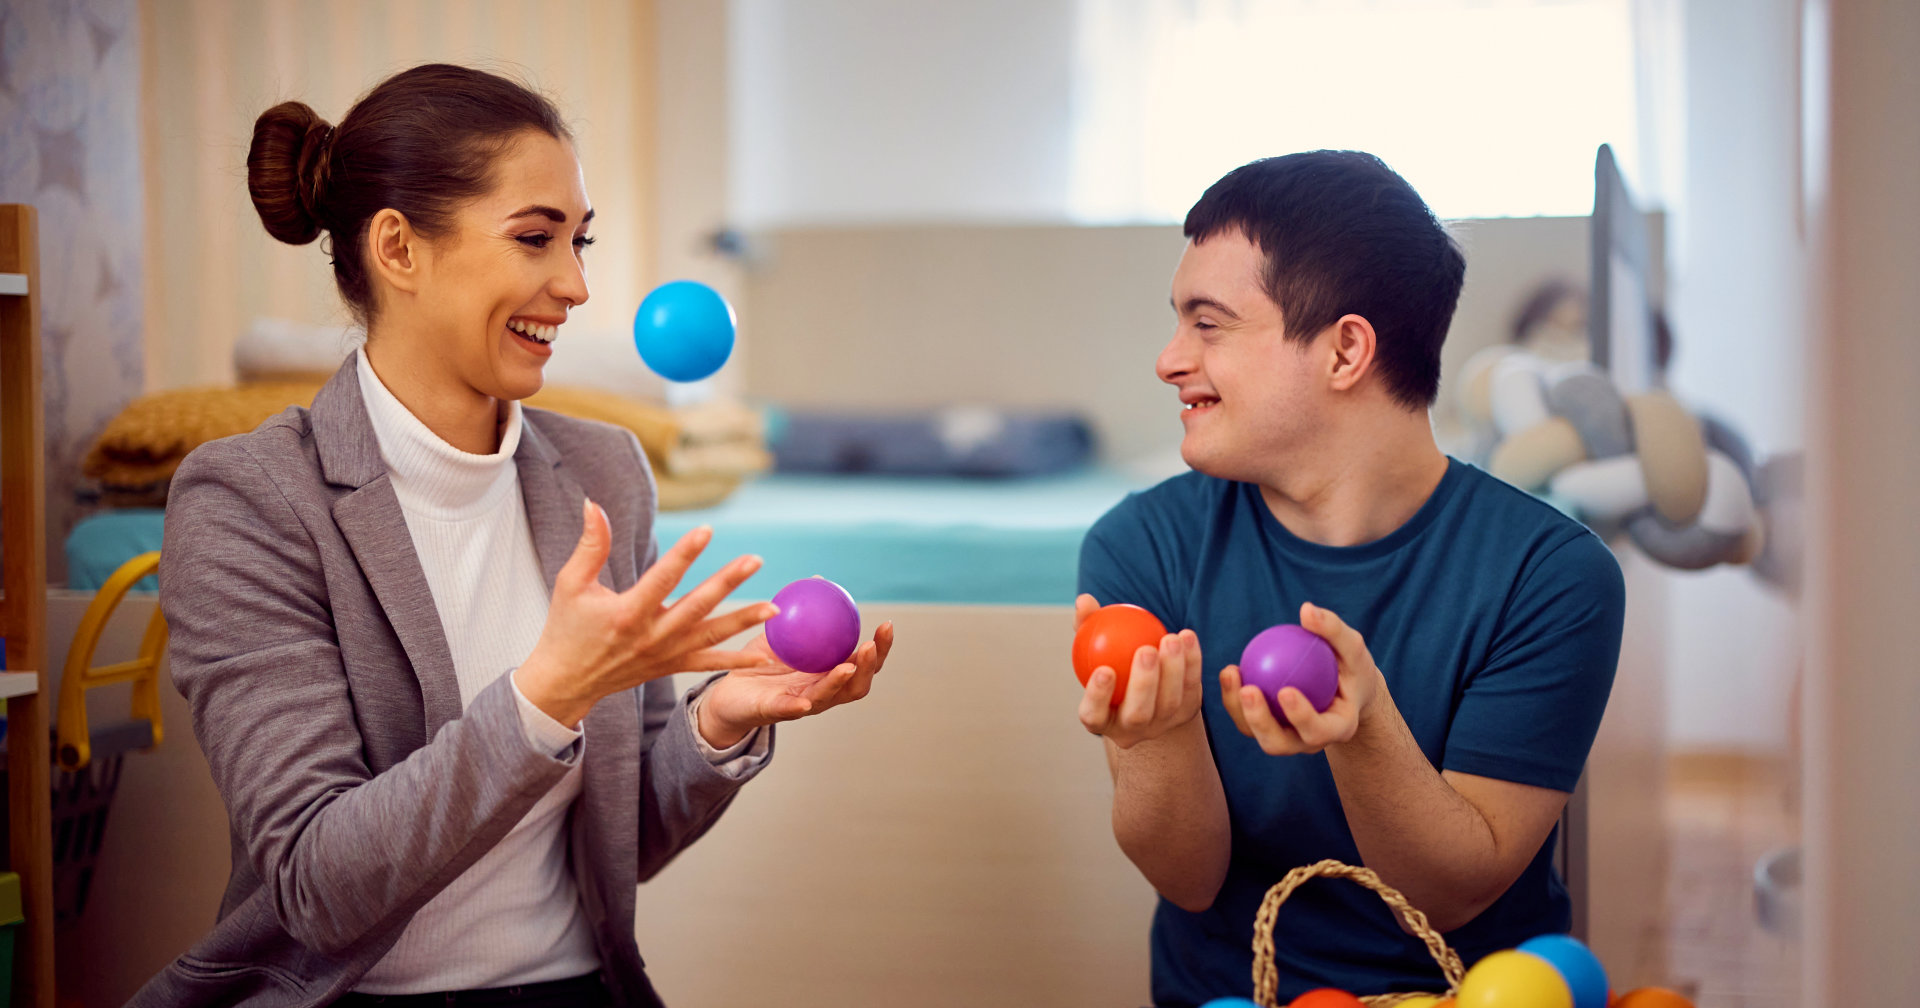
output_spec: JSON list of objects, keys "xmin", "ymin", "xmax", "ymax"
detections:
[{"xmin": 129, "ymin": 358, "xmax": 762, "ymax": 1006}]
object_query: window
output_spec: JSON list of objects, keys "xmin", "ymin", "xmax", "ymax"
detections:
[{"xmin": 1069, "ymin": 0, "xmax": 1643, "ymax": 221}]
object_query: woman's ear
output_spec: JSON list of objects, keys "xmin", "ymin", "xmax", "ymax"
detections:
[
  {"xmin": 367, "ymin": 208, "xmax": 422, "ymax": 295},
  {"xmin": 1326, "ymin": 314, "xmax": 1378, "ymax": 393}
]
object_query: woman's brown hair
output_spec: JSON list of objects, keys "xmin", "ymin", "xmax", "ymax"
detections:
[{"xmin": 246, "ymin": 63, "xmax": 571, "ymax": 324}]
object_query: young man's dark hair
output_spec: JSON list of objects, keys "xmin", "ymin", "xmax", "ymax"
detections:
[{"xmin": 1182, "ymin": 151, "xmax": 1466, "ymax": 410}]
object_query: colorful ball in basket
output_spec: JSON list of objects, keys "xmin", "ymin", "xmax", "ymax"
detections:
[
  {"xmin": 1393, "ymin": 997, "xmax": 1451, "ymax": 1007},
  {"xmin": 1072, "ymin": 603, "xmax": 1168, "ymax": 706},
  {"xmin": 1456, "ymin": 949, "xmax": 1573, "ymax": 1008},
  {"xmin": 1238, "ymin": 624, "xmax": 1338, "ymax": 724},
  {"xmin": 1517, "ymin": 934, "xmax": 1609, "ymax": 1008},
  {"xmin": 1610, "ymin": 990, "xmax": 1694, "ymax": 1008},
  {"xmin": 1289, "ymin": 990, "xmax": 1365, "ymax": 1008},
  {"xmin": 765, "ymin": 577, "xmax": 861, "ymax": 674},
  {"xmin": 1199, "ymin": 1000, "xmax": 1260, "ymax": 1008},
  {"xmin": 632, "ymin": 279, "xmax": 736, "ymax": 382}
]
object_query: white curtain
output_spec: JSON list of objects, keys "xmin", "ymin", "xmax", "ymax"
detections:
[{"xmin": 1069, "ymin": 0, "xmax": 1664, "ymax": 221}]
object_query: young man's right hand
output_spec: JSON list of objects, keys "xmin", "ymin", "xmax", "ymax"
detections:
[{"xmin": 1074, "ymin": 593, "xmax": 1206, "ymax": 749}]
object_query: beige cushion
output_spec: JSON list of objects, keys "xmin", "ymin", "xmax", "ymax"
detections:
[
  {"xmin": 1458, "ymin": 344, "xmax": 1520, "ymax": 427},
  {"xmin": 1489, "ymin": 417, "xmax": 1587, "ymax": 492},
  {"xmin": 1627, "ymin": 391, "xmax": 1710, "ymax": 524}
]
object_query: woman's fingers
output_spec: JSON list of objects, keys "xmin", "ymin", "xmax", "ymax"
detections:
[
  {"xmin": 555, "ymin": 500, "xmax": 615, "ymax": 594},
  {"xmin": 689, "ymin": 602, "xmax": 782, "ymax": 654},
  {"xmin": 629, "ymin": 525, "xmax": 717, "ymax": 610},
  {"xmin": 656, "ymin": 554, "xmax": 767, "ymax": 637},
  {"xmin": 676, "ymin": 646, "xmax": 782, "ymax": 674}
]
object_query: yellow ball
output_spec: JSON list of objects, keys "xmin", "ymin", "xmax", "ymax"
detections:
[
  {"xmin": 1455, "ymin": 949, "xmax": 1573, "ymax": 1008},
  {"xmin": 1395, "ymin": 997, "xmax": 1449, "ymax": 1008}
]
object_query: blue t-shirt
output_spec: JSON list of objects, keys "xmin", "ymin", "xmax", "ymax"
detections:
[{"xmin": 1078, "ymin": 459, "xmax": 1624, "ymax": 1006}]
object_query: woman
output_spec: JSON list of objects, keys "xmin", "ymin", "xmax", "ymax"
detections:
[{"xmin": 131, "ymin": 63, "xmax": 891, "ymax": 1007}]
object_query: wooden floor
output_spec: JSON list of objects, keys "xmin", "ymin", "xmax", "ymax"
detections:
[{"xmin": 1662, "ymin": 754, "xmax": 1802, "ymax": 1007}]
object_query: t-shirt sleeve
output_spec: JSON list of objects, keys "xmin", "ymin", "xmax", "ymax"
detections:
[
  {"xmin": 1078, "ymin": 494, "xmax": 1184, "ymax": 628},
  {"xmin": 1440, "ymin": 530, "xmax": 1626, "ymax": 792}
]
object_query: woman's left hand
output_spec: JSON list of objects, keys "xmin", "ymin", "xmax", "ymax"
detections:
[{"xmin": 696, "ymin": 621, "xmax": 895, "ymax": 748}]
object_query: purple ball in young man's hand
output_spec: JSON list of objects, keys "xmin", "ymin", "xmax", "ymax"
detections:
[{"xmin": 1237, "ymin": 624, "xmax": 1338, "ymax": 725}]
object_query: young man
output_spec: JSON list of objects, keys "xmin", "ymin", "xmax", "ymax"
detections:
[{"xmin": 1075, "ymin": 151, "xmax": 1624, "ymax": 1004}]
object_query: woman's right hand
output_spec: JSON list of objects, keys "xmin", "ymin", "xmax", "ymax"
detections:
[{"xmin": 515, "ymin": 500, "xmax": 780, "ymax": 727}]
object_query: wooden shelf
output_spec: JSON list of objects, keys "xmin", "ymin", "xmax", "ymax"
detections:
[{"xmin": 3, "ymin": 202, "xmax": 55, "ymax": 1007}]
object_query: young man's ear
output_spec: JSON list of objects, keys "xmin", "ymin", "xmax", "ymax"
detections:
[
  {"xmin": 368, "ymin": 208, "xmax": 423, "ymax": 295},
  {"xmin": 1325, "ymin": 314, "xmax": 1378, "ymax": 392}
]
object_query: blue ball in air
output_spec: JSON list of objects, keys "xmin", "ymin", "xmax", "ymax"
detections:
[{"xmin": 633, "ymin": 280, "xmax": 736, "ymax": 382}]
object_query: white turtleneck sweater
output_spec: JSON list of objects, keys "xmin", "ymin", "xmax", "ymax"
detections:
[{"xmin": 350, "ymin": 349, "xmax": 765, "ymax": 992}]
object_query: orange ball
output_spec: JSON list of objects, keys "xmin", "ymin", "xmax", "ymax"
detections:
[
  {"xmin": 1289, "ymin": 990, "xmax": 1366, "ymax": 1008},
  {"xmin": 1071, "ymin": 603, "xmax": 1167, "ymax": 706},
  {"xmin": 1611, "ymin": 989, "xmax": 1694, "ymax": 1008}
]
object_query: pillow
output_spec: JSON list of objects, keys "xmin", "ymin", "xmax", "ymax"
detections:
[
  {"xmin": 83, "ymin": 382, "xmax": 325, "ymax": 502},
  {"xmin": 83, "ymin": 383, "xmax": 763, "ymax": 511}
]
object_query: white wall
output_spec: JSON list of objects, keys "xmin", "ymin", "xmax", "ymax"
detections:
[
  {"xmin": 728, "ymin": 0, "xmax": 1078, "ymax": 227},
  {"xmin": 722, "ymin": 0, "xmax": 1806, "ymax": 752},
  {"xmin": 1657, "ymin": 0, "xmax": 1809, "ymax": 752}
]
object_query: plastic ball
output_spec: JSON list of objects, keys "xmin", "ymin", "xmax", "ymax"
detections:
[
  {"xmin": 1610, "ymin": 989, "xmax": 1694, "ymax": 1008},
  {"xmin": 633, "ymin": 279, "xmax": 736, "ymax": 382},
  {"xmin": 1238, "ymin": 624, "xmax": 1337, "ymax": 724},
  {"xmin": 1394, "ymin": 997, "xmax": 1452, "ymax": 1008},
  {"xmin": 1199, "ymin": 1000, "xmax": 1261, "ymax": 1008},
  {"xmin": 1518, "ymin": 934, "xmax": 1609, "ymax": 1008},
  {"xmin": 1289, "ymin": 990, "xmax": 1365, "ymax": 1008},
  {"xmin": 765, "ymin": 577, "xmax": 861, "ymax": 674},
  {"xmin": 1455, "ymin": 949, "xmax": 1573, "ymax": 1008},
  {"xmin": 1071, "ymin": 603, "xmax": 1167, "ymax": 706}
]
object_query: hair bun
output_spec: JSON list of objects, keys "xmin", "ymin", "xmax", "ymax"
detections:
[{"xmin": 247, "ymin": 101, "xmax": 334, "ymax": 245}]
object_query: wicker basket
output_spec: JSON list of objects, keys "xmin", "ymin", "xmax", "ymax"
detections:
[{"xmin": 1251, "ymin": 860, "xmax": 1465, "ymax": 1007}]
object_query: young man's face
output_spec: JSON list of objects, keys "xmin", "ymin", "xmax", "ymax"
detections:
[{"xmin": 1159, "ymin": 230, "xmax": 1328, "ymax": 482}]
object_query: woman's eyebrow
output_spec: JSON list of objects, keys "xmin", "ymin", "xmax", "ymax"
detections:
[{"xmin": 506, "ymin": 205, "xmax": 595, "ymax": 225}]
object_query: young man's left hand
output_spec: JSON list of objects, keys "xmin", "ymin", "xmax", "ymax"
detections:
[{"xmin": 1219, "ymin": 602, "xmax": 1383, "ymax": 755}]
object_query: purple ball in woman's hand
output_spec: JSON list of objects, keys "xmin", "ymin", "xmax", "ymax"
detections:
[
  {"xmin": 766, "ymin": 577, "xmax": 862, "ymax": 674},
  {"xmin": 1237, "ymin": 624, "xmax": 1338, "ymax": 725}
]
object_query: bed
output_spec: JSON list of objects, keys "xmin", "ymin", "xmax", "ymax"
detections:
[{"xmin": 61, "ymin": 460, "xmax": 1171, "ymax": 1007}]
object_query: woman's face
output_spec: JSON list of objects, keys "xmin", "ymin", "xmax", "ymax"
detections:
[{"xmin": 409, "ymin": 130, "xmax": 594, "ymax": 403}]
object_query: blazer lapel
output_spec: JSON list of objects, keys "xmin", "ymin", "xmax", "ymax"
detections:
[
  {"xmin": 519, "ymin": 415, "xmax": 640, "ymax": 916},
  {"xmin": 514, "ymin": 419, "xmax": 615, "ymax": 595},
  {"xmin": 312, "ymin": 356, "xmax": 465, "ymax": 737}
]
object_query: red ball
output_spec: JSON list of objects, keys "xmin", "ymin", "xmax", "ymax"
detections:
[
  {"xmin": 1289, "ymin": 990, "xmax": 1366, "ymax": 1008},
  {"xmin": 1071, "ymin": 604, "xmax": 1167, "ymax": 706}
]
